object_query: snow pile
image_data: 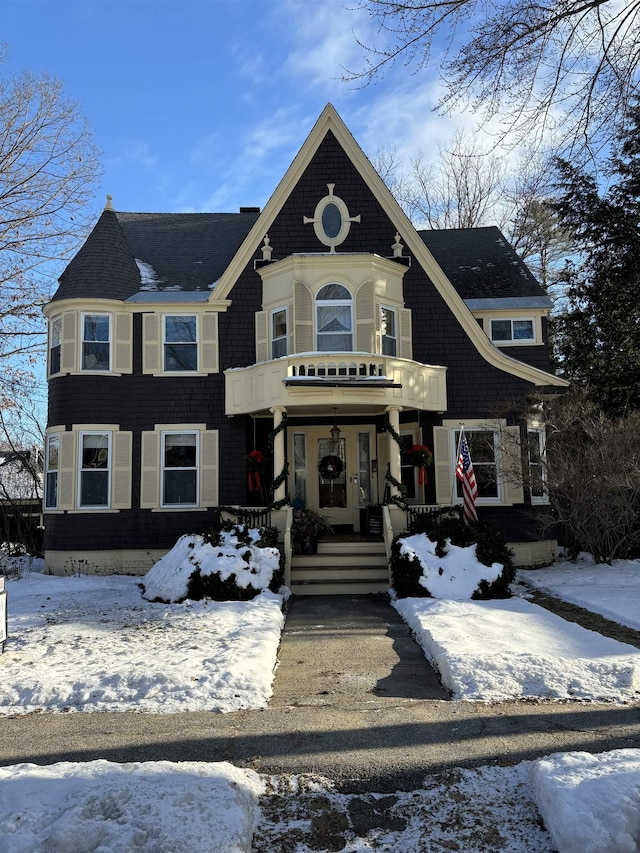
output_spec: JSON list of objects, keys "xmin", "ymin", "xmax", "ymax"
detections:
[
  {"xmin": 398, "ymin": 533, "xmax": 503, "ymax": 599},
  {"xmin": 0, "ymin": 760, "xmax": 263, "ymax": 853},
  {"xmin": 0, "ymin": 550, "xmax": 45, "ymax": 578},
  {"xmin": 520, "ymin": 554, "xmax": 640, "ymax": 631},
  {"xmin": 0, "ymin": 574, "xmax": 284, "ymax": 714},
  {"xmin": 395, "ymin": 596, "xmax": 640, "ymax": 701},
  {"xmin": 533, "ymin": 749, "xmax": 640, "ymax": 853},
  {"xmin": 142, "ymin": 531, "xmax": 281, "ymax": 603}
]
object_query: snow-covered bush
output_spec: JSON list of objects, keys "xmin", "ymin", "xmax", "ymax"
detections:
[
  {"xmin": 0, "ymin": 549, "xmax": 45, "ymax": 579},
  {"xmin": 142, "ymin": 526, "xmax": 283, "ymax": 603},
  {"xmin": 391, "ymin": 533, "xmax": 513, "ymax": 600}
]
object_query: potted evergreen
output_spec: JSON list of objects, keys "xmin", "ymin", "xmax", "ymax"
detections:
[{"xmin": 291, "ymin": 506, "xmax": 334, "ymax": 554}]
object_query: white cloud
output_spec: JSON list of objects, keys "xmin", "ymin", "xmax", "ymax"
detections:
[{"xmin": 105, "ymin": 140, "xmax": 159, "ymax": 170}]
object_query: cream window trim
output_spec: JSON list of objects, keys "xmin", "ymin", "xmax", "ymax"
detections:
[
  {"xmin": 48, "ymin": 316, "xmax": 63, "ymax": 378},
  {"xmin": 44, "ymin": 431, "xmax": 61, "ymax": 510},
  {"xmin": 270, "ymin": 306, "xmax": 289, "ymax": 360},
  {"xmin": 50, "ymin": 425, "xmax": 131, "ymax": 513},
  {"xmin": 141, "ymin": 424, "xmax": 217, "ymax": 511},
  {"xmin": 160, "ymin": 430, "xmax": 199, "ymax": 509},
  {"xmin": 486, "ymin": 316, "xmax": 540, "ymax": 347},
  {"xmin": 436, "ymin": 420, "xmax": 525, "ymax": 507},
  {"xmin": 162, "ymin": 314, "xmax": 199, "ymax": 374},
  {"xmin": 76, "ymin": 430, "xmax": 112, "ymax": 511},
  {"xmin": 143, "ymin": 312, "xmax": 219, "ymax": 375},
  {"xmin": 47, "ymin": 309, "xmax": 133, "ymax": 376},
  {"xmin": 80, "ymin": 312, "xmax": 112, "ymax": 373}
]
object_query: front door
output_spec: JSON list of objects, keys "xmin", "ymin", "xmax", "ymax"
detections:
[{"xmin": 289, "ymin": 425, "xmax": 376, "ymax": 531}]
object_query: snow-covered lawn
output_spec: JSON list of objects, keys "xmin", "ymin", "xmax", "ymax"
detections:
[
  {"xmin": 0, "ymin": 573, "xmax": 284, "ymax": 715},
  {"xmin": 521, "ymin": 552, "xmax": 640, "ymax": 631},
  {"xmin": 394, "ymin": 596, "xmax": 640, "ymax": 702},
  {"xmin": 1, "ymin": 552, "xmax": 639, "ymax": 852}
]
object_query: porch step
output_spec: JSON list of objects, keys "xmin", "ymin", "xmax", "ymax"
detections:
[{"xmin": 290, "ymin": 539, "xmax": 390, "ymax": 596}]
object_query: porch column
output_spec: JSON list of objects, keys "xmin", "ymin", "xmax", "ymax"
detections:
[
  {"xmin": 270, "ymin": 406, "xmax": 287, "ymax": 503},
  {"xmin": 386, "ymin": 405, "xmax": 402, "ymax": 497}
]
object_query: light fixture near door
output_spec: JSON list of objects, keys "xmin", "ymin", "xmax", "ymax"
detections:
[{"xmin": 330, "ymin": 408, "xmax": 341, "ymax": 445}]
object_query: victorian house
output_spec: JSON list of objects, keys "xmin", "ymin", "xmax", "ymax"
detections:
[{"xmin": 42, "ymin": 105, "xmax": 567, "ymax": 587}]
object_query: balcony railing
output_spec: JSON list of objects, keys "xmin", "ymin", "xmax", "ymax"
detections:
[{"xmin": 225, "ymin": 352, "xmax": 447, "ymax": 416}]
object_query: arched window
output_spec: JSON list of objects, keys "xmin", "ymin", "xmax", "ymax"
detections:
[{"xmin": 315, "ymin": 284, "xmax": 353, "ymax": 352}]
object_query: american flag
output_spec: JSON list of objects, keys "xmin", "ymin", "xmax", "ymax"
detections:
[{"xmin": 456, "ymin": 430, "xmax": 478, "ymax": 523}]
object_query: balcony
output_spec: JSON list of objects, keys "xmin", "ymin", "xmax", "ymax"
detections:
[{"xmin": 225, "ymin": 353, "xmax": 447, "ymax": 416}]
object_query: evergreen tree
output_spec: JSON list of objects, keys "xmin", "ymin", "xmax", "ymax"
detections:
[{"xmin": 552, "ymin": 102, "xmax": 640, "ymax": 414}]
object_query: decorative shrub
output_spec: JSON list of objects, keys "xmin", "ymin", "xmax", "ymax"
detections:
[
  {"xmin": 390, "ymin": 538, "xmax": 431, "ymax": 599},
  {"xmin": 393, "ymin": 506, "xmax": 515, "ymax": 599},
  {"xmin": 142, "ymin": 525, "xmax": 284, "ymax": 603}
]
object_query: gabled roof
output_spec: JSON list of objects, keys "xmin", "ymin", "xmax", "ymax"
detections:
[
  {"xmin": 419, "ymin": 226, "xmax": 550, "ymax": 304},
  {"xmin": 49, "ymin": 104, "xmax": 566, "ymax": 387}
]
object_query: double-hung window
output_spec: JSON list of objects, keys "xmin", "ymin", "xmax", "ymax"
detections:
[
  {"xmin": 45, "ymin": 434, "xmax": 60, "ymax": 509},
  {"xmin": 490, "ymin": 318, "xmax": 535, "ymax": 344},
  {"xmin": 316, "ymin": 284, "xmax": 353, "ymax": 351},
  {"xmin": 82, "ymin": 314, "xmax": 111, "ymax": 371},
  {"xmin": 79, "ymin": 432, "xmax": 111, "ymax": 508},
  {"xmin": 381, "ymin": 306, "xmax": 397, "ymax": 356},
  {"xmin": 49, "ymin": 317, "xmax": 62, "ymax": 375},
  {"xmin": 454, "ymin": 429, "xmax": 499, "ymax": 500},
  {"xmin": 162, "ymin": 432, "xmax": 198, "ymax": 506},
  {"xmin": 271, "ymin": 308, "xmax": 288, "ymax": 359},
  {"xmin": 164, "ymin": 315, "xmax": 197, "ymax": 372}
]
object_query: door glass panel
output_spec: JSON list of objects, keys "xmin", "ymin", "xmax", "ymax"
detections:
[
  {"xmin": 293, "ymin": 433, "xmax": 307, "ymax": 504},
  {"xmin": 318, "ymin": 437, "xmax": 346, "ymax": 508},
  {"xmin": 357, "ymin": 432, "xmax": 371, "ymax": 506}
]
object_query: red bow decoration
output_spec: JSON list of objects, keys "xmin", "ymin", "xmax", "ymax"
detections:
[
  {"xmin": 246, "ymin": 450, "xmax": 266, "ymax": 492},
  {"xmin": 405, "ymin": 444, "xmax": 433, "ymax": 486}
]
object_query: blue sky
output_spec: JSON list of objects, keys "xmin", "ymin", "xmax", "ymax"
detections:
[{"xmin": 3, "ymin": 0, "xmax": 472, "ymax": 218}]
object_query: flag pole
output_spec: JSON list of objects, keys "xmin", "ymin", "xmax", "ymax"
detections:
[{"xmin": 451, "ymin": 423, "xmax": 465, "ymax": 506}]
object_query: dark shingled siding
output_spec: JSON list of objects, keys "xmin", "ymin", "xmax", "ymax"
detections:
[{"xmin": 45, "ymin": 130, "xmax": 558, "ymax": 553}]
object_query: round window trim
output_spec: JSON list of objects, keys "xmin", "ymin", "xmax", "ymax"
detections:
[{"xmin": 312, "ymin": 191, "xmax": 354, "ymax": 250}]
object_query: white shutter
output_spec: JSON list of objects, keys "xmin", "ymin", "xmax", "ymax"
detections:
[
  {"xmin": 201, "ymin": 312, "xmax": 219, "ymax": 373},
  {"xmin": 60, "ymin": 311, "xmax": 77, "ymax": 373},
  {"xmin": 255, "ymin": 311, "xmax": 268, "ymax": 363},
  {"xmin": 502, "ymin": 425, "xmax": 525, "ymax": 505},
  {"xmin": 294, "ymin": 282, "xmax": 313, "ymax": 353},
  {"xmin": 142, "ymin": 314, "xmax": 161, "ymax": 373},
  {"xmin": 200, "ymin": 430, "xmax": 219, "ymax": 507},
  {"xmin": 140, "ymin": 431, "xmax": 160, "ymax": 508},
  {"xmin": 111, "ymin": 431, "xmax": 132, "ymax": 509},
  {"xmin": 399, "ymin": 308, "xmax": 412, "ymax": 360},
  {"xmin": 433, "ymin": 426, "xmax": 454, "ymax": 506},
  {"xmin": 114, "ymin": 313, "xmax": 132, "ymax": 374},
  {"xmin": 58, "ymin": 431, "xmax": 76, "ymax": 510},
  {"xmin": 355, "ymin": 281, "xmax": 375, "ymax": 353}
]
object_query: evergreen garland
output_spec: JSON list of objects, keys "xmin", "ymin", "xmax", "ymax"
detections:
[{"xmin": 382, "ymin": 415, "xmax": 409, "ymax": 510}]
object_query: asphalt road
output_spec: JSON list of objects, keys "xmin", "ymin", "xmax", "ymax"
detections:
[{"xmin": 1, "ymin": 594, "xmax": 639, "ymax": 792}]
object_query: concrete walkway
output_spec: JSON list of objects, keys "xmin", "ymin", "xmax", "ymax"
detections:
[
  {"xmin": 0, "ymin": 595, "xmax": 639, "ymax": 792},
  {"xmin": 271, "ymin": 594, "xmax": 448, "ymax": 709}
]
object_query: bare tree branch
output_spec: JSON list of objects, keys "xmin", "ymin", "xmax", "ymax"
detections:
[
  {"xmin": 345, "ymin": 0, "xmax": 640, "ymax": 157},
  {"xmin": 0, "ymin": 60, "xmax": 101, "ymax": 401}
]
